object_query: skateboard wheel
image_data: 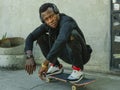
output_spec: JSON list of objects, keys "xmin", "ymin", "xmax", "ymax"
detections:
[{"xmin": 72, "ymin": 85, "xmax": 77, "ymax": 90}]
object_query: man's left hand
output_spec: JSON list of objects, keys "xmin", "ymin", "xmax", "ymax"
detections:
[
  {"xmin": 38, "ymin": 60, "xmax": 49, "ymax": 80},
  {"xmin": 38, "ymin": 66, "xmax": 48, "ymax": 80}
]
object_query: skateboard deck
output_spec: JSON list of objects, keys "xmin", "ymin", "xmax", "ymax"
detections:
[{"xmin": 46, "ymin": 73, "xmax": 95, "ymax": 90}]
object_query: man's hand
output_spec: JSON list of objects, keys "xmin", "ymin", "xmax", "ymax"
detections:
[
  {"xmin": 25, "ymin": 57, "xmax": 36, "ymax": 75},
  {"xmin": 38, "ymin": 60, "xmax": 49, "ymax": 80},
  {"xmin": 38, "ymin": 66, "xmax": 48, "ymax": 80}
]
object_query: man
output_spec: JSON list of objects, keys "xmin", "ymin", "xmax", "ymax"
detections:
[{"xmin": 25, "ymin": 3, "xmax": 92, "ymax": 83}]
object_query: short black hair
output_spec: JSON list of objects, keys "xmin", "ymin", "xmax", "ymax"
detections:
[
  {"xmin": 39, "ymin": 3, "xmax": 59, "ymax": 23},
  {"xmin": 39, "ymin": 3, "xmax": 54, "ymax": 14}
]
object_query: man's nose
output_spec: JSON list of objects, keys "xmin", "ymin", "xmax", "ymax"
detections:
[{"xmin": 48, "ymin": 18, "xmax": 53, "ymax": 23}]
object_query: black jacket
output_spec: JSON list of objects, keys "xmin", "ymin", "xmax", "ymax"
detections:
[{"xmin": 25, "ymin": 13, "xmax": 86, "ymax": 61}]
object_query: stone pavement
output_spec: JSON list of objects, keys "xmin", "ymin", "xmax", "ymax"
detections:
[{"xmin": 0, "ymin": 67, "xmax": 120, "ymax": 90}]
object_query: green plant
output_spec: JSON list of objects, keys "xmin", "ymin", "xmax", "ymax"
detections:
[{"xmin": 2, "ymin": 32, "xmax": 7, "ymax": 40}]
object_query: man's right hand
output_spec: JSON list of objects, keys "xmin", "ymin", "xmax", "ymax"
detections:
[{"xmin": 25, "ymin": 58, "xmax": 36, "ymax": 75}]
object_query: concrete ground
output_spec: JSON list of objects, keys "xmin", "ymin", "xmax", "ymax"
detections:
[{"xmin": 0, "ymin": 67, "xmax": 120, "ymax": 90}]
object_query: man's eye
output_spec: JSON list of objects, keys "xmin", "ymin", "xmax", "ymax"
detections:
[
  {"xmin": 50, "ymin": 14, "xmax": 54, "ymax": 18},
  {"xmin": 50, "ymin": 15, "xmax": 52, "ymax": 18},
  {"xmin": 44, "ymin": 18, "xmax": 49, "ymax": 22}
]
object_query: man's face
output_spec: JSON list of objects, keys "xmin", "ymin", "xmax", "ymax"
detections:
[{"xmin": 41, "ymin": 7, "xmax": 60, "ymax": 28}]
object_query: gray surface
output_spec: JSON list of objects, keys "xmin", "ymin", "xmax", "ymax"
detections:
[
  {"xmin": 0, "ymin": 0, "xmax": 111, "ymax": 72},
  {"xmin": 0, "ymin": 67, "xmax": 120, "ymax": 90}
]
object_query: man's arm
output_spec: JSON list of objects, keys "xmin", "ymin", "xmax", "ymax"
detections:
[
  {"xmin": 25, "ymin": 24, "xmax": 47, "ymax": 52},
  {"xmin": 24, "ymin": 24, "xmax": 47, "ymax": 75},
  {"xmin": 46, "ymin": 21, "xmax": 75, "ymax": 62}
]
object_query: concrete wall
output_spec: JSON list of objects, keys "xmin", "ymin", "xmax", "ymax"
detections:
[{"xmin": 0, "ymin": 0, "xmax": 111, "ymax": 72}]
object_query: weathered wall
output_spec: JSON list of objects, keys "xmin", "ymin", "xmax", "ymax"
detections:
[{"xmin": 0, "ymin": 0, "xmax": 111, "ymax": 72}]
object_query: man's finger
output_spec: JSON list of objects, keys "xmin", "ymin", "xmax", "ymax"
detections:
[
  {"xmin": 38, "ymin": 69, "xmax": 45, "ymax": 80},
  {"xmin": 30, "ymin": 65, "xmax": 34, "ymax": 74},
  {"xmin": 39, "ymin": 72, "xmax": 44, "ymax": 80},
  {"xmin": 25, "ymin": 65, "xmax": 29, "ymax": 74},
  {"xmin": 27, "ymin": 65, "xmax": 31, "ymax": 75},
  {"xmin": 33, "ymin": 65, "xmax": 36, "ymax": 71}
]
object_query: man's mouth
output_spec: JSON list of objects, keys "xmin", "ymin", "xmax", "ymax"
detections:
[{"xmin": 50, "ymin": 23, "xmax": 57, "ymax": 27}]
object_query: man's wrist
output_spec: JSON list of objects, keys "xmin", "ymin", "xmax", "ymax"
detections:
[
  {"xmin": 26, "ymin": 54, "xmax": 34, "ymax": 59},
  {"xmin": 42, "ymin": 60, "xmax": 49, "ymax": 67},
  {"xmin": 25, "ymin": 50, "xmax": 34, "ymax": 59},
  {"xmin": 42, "ymin": 63, "xmax": 48, "ymax": 68}
]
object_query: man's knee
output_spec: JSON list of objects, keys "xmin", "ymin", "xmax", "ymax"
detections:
[{"xmin": 70, "ymin": 30, "xmax": 79, "ymax": 40}]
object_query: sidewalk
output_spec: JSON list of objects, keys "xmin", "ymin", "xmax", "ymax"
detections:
[{"xmin": 0, "ymin": 67, "xmax": 120, "ymax": 90}]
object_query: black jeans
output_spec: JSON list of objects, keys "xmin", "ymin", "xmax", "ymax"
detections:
[{"xmin": 37, "ymin": 30, "xmax": 91, "ymax": 70}]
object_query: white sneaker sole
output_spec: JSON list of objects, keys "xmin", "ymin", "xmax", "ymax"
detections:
[
  {"xmin": 46, "ymin": 69, "xmax": 64, "ymax": 76},
  {"xmin": 68, "ymin": 75, "xmax": 84, "ymax": 83}
]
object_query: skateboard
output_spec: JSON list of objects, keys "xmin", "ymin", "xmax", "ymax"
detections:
[{"xmin": 46, "ymin": 73, "xmax": 95, "ymax": 90}]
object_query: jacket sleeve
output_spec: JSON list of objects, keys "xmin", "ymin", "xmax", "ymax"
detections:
[
  {"xmin": 24, "ymin": 24, "xmax": 47, "ymax": 52},
  {"xmin": 46, "ymin": 21, "xmax": 75, "ymax": 62}
]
